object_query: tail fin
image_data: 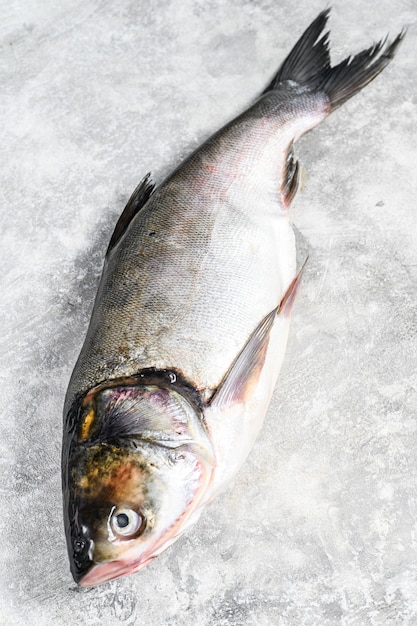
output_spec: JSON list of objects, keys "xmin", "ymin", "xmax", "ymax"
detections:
[{"xmin": 263, "ymin": 9, "xmax": 405, "ymax": 109}]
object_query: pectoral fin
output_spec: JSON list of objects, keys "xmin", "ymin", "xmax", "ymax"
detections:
[{"xmin": 209, "ymin": 263, "xmax": 306, "ymax": 410}]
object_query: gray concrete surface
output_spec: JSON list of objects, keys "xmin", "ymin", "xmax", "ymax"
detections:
[{"xmin": 1, "ymin": 0, "xmax": 416, "ymax": 624}]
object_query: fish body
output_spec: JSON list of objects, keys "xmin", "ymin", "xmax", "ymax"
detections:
[{"xmin": 62, "ymin": 10, "xmax": 403, "ymax": 586}]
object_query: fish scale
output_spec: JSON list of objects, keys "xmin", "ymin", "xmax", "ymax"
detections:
[{"xmin": 62, "ymin": 10, "xmax": 404, "ymax": 586}]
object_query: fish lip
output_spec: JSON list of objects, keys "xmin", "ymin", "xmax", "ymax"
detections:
[
  {"xmin": 77, "ymin": 557, "xmax": 152, "ymax": 587},
  {"xmin": 78, "ymin": 561, "xmax": 123, "ymax": 587}
]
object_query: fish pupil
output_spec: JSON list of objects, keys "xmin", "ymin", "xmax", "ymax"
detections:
[{"xmin": 116, "ymin": 513, "xmax": 129, "ymax": 528}]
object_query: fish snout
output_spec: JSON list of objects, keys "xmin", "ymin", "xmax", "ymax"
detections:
[{"xmin": 71, "ymin": 532, "xmax": 94, "ymax": 583}]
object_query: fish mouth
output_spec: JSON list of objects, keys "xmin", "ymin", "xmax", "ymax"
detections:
[{"xmin": 78, "ymin": 557, "xmax": 153, "ymax": 587}]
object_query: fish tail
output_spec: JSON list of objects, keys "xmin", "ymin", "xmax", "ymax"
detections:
[{"xmin": 263, "ymin": 9, "xmax": 405, "ymax": 110}]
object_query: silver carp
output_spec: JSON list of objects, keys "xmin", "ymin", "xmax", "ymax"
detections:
[{"xmin": 62, "ymin": 10, "xmax": 403, "ymax": 586}]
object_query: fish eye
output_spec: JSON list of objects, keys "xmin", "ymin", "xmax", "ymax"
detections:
[{"xmin": 110, "ymin": 508, "xmax": 144, "ymax": 538}]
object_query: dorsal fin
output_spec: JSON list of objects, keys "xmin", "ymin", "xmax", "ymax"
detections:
[{"xmin": 106, "ymin": 173, "xmax": 155, "ymax": 257}]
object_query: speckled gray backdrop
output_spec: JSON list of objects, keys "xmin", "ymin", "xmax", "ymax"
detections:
[{"xmin": 1, "ymin": 0, "xmax": 416, "ymax": 624}]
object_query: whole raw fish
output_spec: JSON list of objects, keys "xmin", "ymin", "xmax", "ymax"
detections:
[{"xmin": 62, "ymin": 10, "xmax": 403, "ymax": 586}]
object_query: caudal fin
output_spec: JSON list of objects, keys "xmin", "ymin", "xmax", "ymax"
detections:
[{"xmin": 263, "ymin": 9, "xmax": 405, "ymax": 109}]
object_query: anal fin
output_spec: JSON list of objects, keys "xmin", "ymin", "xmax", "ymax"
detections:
[{"xmin": 282, "ymin": 145, "xmax": 301, "ymax": 208}]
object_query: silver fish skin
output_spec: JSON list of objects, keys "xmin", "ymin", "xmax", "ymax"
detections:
[{"xmin": 62, "ymin": 10, "xmax": 403, "ymax": 587}]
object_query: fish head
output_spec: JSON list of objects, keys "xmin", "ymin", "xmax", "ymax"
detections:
[{"xmin": 62, "ymin": 377, "xmax": 214, "ymax": 586}]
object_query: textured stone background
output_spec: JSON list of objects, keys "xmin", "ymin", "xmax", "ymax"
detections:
[{"xmin": 1, "ymin": 0, "xmax": 416, "ymax": 624}]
